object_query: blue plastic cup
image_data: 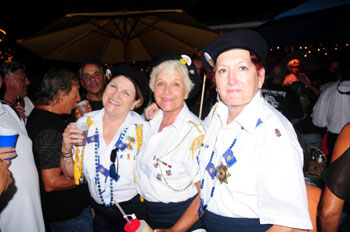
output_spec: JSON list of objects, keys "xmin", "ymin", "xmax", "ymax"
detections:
[
  {"xmin": 0, "ymin": 128, "xmax": 17, "ymax": 160},
  {"xmin": 0, "ymin": 129, "xmax": 18, "ymax": 160}
]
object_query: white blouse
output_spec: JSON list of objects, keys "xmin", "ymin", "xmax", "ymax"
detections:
[
  {"xmin": 136, "ymin": 103, "xmax": 205, "ymax": 203},
  {"xmin": 200, "ymin": 92, "xmax": 312, "ymax": 230},
  {"xmin": 74, "ymin": 109, "xmax": 148, "ymax": 204}
]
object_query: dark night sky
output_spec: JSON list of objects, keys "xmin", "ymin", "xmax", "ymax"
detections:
[
  {"xmin": 0, "ymin": 0, "xmax": 307, "ymax": 40},
  {"xmin": 0, "ymin": 0, "xmax": 309, "ymax": 81}
]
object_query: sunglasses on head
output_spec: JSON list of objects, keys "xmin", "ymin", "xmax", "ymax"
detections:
[{"xmin": 110, "ymin": 148, "xmax": 119, "ymax": 179}]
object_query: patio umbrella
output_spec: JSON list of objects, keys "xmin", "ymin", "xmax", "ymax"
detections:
[{"xmin": 16, "ymin": 9, "xmax": 219, "ymax": 64}]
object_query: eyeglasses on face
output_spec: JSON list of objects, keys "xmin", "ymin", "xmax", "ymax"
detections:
[{"xmin": 110, "ymin": 148, "xmax": 119, "ymax": 179}]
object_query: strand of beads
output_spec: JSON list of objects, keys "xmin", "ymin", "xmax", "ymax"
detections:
[
  {"xmin": 94, "ymin": 127, "xmax": 114, "ymax": 207},
  {"xmin": 198, "ymin": 126, "xmax": 243, "ymax": 217}
]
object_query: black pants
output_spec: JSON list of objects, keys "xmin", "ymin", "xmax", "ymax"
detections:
[
  {"xmin": 91, "ymin": 195, "xmax": 145, "ymax": 232},
  {"xmin": 144, "ymin": 195, "xmax": 202, "ymax": 230},
  {"xmin": 203, "ymin": 210, "xmax": 272, "ymax": 232}
]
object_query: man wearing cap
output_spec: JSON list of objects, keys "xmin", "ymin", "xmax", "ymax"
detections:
[
  {"xmin": 160, "ymin": 29, "xmax": 312, "ymax": 232},
  {"xmin": 283, "ymin": 58, "xmax": 322, "ymax": 149},
  {"xmin": 135, "ymin": 54, "xmax": 205, "ymax": 230}
]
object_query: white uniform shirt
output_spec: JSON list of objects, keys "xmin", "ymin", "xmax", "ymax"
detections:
[
  {"xmin": 136, "ymin": 103, "xmax": 205, "ymax": 203},
  {"xmin": 74, "ymin": 109, "xmax": 147, "ymax": 204},
  {"xmin": 200, "ymin": 92, "xmax": 312, "ymax": 230},
  {"xmin": 0, "ymin": 102, "xmax": 45, "ymax": 232},
  {"xmin": 312, "ymin": 80, "xmax": 350, "ymax": 134}
]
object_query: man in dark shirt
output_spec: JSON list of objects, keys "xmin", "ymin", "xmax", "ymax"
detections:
[
  {"xmin": 26, "ymin": 68, "xmax": 92, "ymax": 232},
  {"xmin": 262, "ymin": 64, "xmax": 303, "ymax": 125},
  {"xmin": 79, "ymin": 58, "xmax": 105, "ymax": 111}
]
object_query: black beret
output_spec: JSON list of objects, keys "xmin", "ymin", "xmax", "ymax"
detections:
[
  {"xmin": 106, "ymin": 64, "xmax": 150, "ymax": 108},
  {"xmin": 151, "ymin": 54, "xmax": 200, "ymax": 100},
  {"xmin": 201, "ymin": 29, "xmax": 269, "ymax": 71}
]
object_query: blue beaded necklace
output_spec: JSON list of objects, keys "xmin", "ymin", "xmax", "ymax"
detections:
[
  {"xmin": 94, "ymin": 126, "xmax": 128, "ymax": 207},
  {"xmin": 198, "ymin": 126, "xmax": 244, "ymax": 217}
]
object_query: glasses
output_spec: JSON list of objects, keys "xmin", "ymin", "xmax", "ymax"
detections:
[
  {"xmin": 110, "ymin": 148, "xmax": 119, "ymax": 179},
  {"xmin": 82, "ymin": 72, "xmax": 103, "ymax": 80}
]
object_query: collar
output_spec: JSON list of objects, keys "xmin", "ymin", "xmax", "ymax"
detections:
[
  {"xmin": 82, "ymin": 109, "xmax": 143, "ymax": 131},
  {"xmin": 150, "ymin": 103, "xmax": 191, "ymax": 133},
  {"xmin": 215, "ymin": 91, "xmax": 265, "ymax": 134}
]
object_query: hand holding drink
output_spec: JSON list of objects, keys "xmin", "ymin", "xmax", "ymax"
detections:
[
  {"xmin": 75, "ymin": 100, "xmax": 90, "ymax": 116},
  {"xmin": 69, "ymin": 122, "xmax": 89, "ymax": 146},
  {"xmin": 0, "ymin": 128, "xmax": 18, "ymax": 162}
]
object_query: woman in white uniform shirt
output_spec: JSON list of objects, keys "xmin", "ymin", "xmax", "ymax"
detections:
[
  {"xmin": 160, "ymin": 29, "xmax": 312, "ymax": 232},
  {"xmin": 135, "ymin": 54, "xmax": 205, "ymax": 230},
  {"xmin": 60, "ymin": 64, "xmax": 150, "ymax": 232}
]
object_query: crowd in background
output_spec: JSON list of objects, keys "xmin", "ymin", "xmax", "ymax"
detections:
[{"xmin": 0, "ymin": 28, "xmax": 349, "ymax": 232}]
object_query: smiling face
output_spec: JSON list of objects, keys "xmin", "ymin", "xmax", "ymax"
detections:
[
  {"xmin": 102, "ymin": 75, "xmax": 140, "ymax": 117},
  {"xmin": 153, "ymin": 68, "xmax": 189, "ymax": 115},
  {"xmin": 215, "ymin": 49, "xmax": 265, "ymax": 116}
]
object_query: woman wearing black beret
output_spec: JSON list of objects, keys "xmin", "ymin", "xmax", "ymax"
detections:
[{"xmin": 158, "ymin": 29, "xmax": 312, "ymax": 232}]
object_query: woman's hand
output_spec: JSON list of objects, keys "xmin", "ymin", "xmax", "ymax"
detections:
[
  {"xmin": 145, "ymin": 102, "xmax": 160, "ymax": 120},
  {"xmin": 62, "ymin": 124, "xmax": 84, "ymax": 153},
  {"xmin": 0, "ymin": 147, "xmax": 17, "ymax": 166}
]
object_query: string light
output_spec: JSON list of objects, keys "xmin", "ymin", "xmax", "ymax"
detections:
[{"xmin": 268, "ymin": 42, "xmax": 349, "ymax": 60}]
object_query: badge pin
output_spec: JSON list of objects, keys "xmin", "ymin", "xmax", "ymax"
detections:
[
  {"xmin": 275, "ymin": 128, "xmax": 281, "ymax": 137},
  {"xmin": 216, "ymin": 162, "xmax": 231, "ymax": 184}
]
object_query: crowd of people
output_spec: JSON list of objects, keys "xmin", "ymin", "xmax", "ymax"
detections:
[{"xmin": 0, "ymin": 28, "xmax": 349, "ymax": 232}]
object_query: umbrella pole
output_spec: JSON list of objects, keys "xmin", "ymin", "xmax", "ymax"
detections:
[{"xmin": 198, "ymin": 74, "xmax": 207, "ymax": 120}]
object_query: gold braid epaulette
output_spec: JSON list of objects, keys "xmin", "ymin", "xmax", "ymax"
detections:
[{"xmin": 188, "ymin": 121, "xmax": 206, "ymax": 160}]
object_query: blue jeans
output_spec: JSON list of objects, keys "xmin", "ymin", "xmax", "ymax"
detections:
[
  {"xmin": 49, "ymin": 207, "xmax": 93, "ymax": 232},
  {"xmin": 302, "ymin": 133, "xmax": 322, "ymax": 149}
]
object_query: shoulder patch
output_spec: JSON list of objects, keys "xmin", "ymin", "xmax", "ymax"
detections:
[{"xmin": 275, "ymin": 128, "xmax": 281, "ymax": 137}]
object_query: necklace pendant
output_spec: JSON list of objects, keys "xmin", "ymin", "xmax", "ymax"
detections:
[
  {"xmin": 216, "ymin": 162, "xmax": 231, "ymax": 184},
  {"xmin": 116, "ymin": 140, "xmax": 127, "ymax": 151},
  {"xmin": 223, "ymin": 149, "xmax": 236, "ymax": 167},
  {"xmin": 205, "ymin": 162, "xmax": 216, "ymax": 179}
]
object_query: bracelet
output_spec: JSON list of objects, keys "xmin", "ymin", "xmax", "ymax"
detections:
[
  {"xmin": 61, "ymin": 154, "xmax": 72, "ymax": 163},
  {"xmin": 61, "ymin": 150, "xmax": 72, "ymax": 156}
]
